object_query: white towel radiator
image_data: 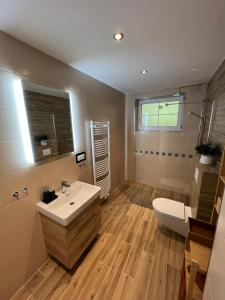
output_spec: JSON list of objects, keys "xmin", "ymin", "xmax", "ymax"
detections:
[{"xmin": 90, "ymin": 121, "xmax": 111, "ymax": 199}]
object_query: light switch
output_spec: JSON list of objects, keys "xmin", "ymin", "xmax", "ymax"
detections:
[{"xmin": 75, "ymin": 151, "xmax": 86, "ymax": 163}]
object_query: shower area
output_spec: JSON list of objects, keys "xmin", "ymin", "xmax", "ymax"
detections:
[{"xmin": 125, "ymin": 84, "xmax": 206, "ymax": 196}]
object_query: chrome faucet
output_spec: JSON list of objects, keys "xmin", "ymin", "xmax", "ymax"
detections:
[{"xmin": 61, "ymin": 180, "xmax": 70, "ymax": 193}]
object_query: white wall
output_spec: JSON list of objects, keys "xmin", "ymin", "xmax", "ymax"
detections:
[
  {"xmin": 203, "ymin": 191, "xmax": 225, "ymax": 300},
  {"xmin": 0, "ymin": 70, "xmax": 30, "ymax": 179}
]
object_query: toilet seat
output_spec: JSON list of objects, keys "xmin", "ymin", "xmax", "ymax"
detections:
[{"xmin": 152, "ymin": 198, "xmax": 185, "ymax": 220}]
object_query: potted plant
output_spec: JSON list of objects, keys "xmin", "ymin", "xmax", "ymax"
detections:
[{"xmin": 195, "ymin": 143, "xmax": 221, "ymax": 165}]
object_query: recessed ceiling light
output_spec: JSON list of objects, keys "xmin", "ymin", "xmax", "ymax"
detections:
[
  {"xmin": 191, "ymin": 68, "xmax": 198, "ymax": 72},
  {"xmin": 113, "ymin": 32, "xmax": 124, "ymax": 41},
  {"xmin": 141, "ymin": 70, "xmax": 148, "ymax": 75}
]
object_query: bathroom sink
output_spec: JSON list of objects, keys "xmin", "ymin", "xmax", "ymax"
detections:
[{"xmin": 37, "ymin": 181, "xmax": 101, "ymax": 226}]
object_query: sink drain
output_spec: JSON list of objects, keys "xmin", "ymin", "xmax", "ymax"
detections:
[{"xmin": 69, "ymin": 202, "xmax": 74, "ymax": 205}]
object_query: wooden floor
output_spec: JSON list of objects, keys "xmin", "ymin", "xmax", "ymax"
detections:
[
  {"xmin": 11, "ymin": 181, "xmax": 185, "ymax": 300},
  {"xmin": 113, "ymin": 181, "xmax": 189, "ymax": 209}
]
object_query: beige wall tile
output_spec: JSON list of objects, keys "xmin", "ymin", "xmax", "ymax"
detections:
[
  {"xmin": 0, "ymin": 107, "xmax": 19, "ymax": 142},
  {"xmin": 55, "ymin": 155, "xmax": 78, "ymax": 184},
  {"xmin": 0, "ymin": 69, "xmax": 17, "ymax": 107},
  {"xmin": 125, "ymin": 85, "xmax": 204, "ymax": 192},
  {"xmin": 0, "ymin": 141, "xmax": 28, "ymax": 176}
]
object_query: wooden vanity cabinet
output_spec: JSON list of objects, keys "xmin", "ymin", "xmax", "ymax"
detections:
[{"xmin": 40, "ymin": 197, "xmax": 101, "ymax": 269}]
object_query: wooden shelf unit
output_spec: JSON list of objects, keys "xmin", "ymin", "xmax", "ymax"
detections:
[
  {"xmin": 189, "ymin": 241, "xmax": 211, "ymax": 273},
  {"xmin": 214, "ymin": 196, "xmax": 222, "ymax": 214},
  {"xmin": 190, "ymin": 160, "xmax": 219, "ymax": 222},
  {"xmin": 179, "ymin": 218, "xmax": 215, "ymax": 300},
  {"xmin": 220, "ymin": 175, "xmax": 225, "ymax": 184},
  {"xmin": 211, "ymin": 148, "xmax": 225, "ymax": 224}
]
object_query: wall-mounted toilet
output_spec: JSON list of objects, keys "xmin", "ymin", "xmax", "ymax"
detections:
[{"xmin": 152, "ymin": 198, "xmax": 192, "ymax": 236}]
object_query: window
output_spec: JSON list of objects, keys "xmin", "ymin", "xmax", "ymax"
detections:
[{"xmin": 137, "ymin": 96, "xmax": 184, "ymax": 131}]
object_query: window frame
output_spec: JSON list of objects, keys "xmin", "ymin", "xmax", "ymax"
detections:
[{"xmin": 137, "ymin": 96, "xmax": 184, "ymax": 132}]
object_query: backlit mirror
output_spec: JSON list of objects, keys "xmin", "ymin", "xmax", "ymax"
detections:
[{"xmin": 22, "ymin": 81, "xmax": 74, "ymax": 163}]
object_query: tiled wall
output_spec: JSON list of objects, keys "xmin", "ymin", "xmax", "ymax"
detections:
[
  {"xmin": 0, "ymin": 32, "xmax": 125, "ymax": 299},
  {"xmin": 125, "ymin": 85, "xmax": 204, "ymax": 194},
  {"xmin": 202, "ymin": 59, "xmax": 225, "ymax": 147},
  {"xmin": 202, "ymin": 60, "xmax": 225, "ymax": 300}
]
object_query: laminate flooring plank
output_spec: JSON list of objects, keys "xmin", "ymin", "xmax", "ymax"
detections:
[
  {"xmin": 129, "ymin": 251, "xmax": 153, "ymax": 300},
  {"xmin": 111, "ymin": 273, "xmax": 134, "ymax": 300},
  {"xmin": 144, "ymin": 215, "xmax": 159, "ymax": 255},
  {"xmin": 94, "ymin": 242, "xmax": 131, "ymax": 299},
  {"xmin": 124, "ymin": 219, "xmax": 150, "ymax": 278},
  {"xmin": 32, "ymin": 264, "xmax": 65, "ymax": 299},
  {"xmin": 47, "ymin": 272, "xmax": 71, "ymax": 300},
  {"xmin": 11, "ymin": 271, "xmax": 44, "ymax": 300},
  {"xmin": 60, "ymin": 233, "xmax": 113, "ymax": 299},
  {"xmin": 147, "ymin": 227, "xmax": 171, "ymax": 300},
  {"xmin": 77, "ymin": 262, "xmax": 108, "ymax": 300},
  {"xmin": 164, "ymin": 263, "xmax": 181, "ymax": 300}
]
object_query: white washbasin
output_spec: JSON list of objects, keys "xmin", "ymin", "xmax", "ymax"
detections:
[{"xmin": 37, "ymin": 181, "xmax": 101, "ymax": 226}]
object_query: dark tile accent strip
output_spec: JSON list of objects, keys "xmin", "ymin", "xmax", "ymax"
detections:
[{"xmin": 138, "ymin": 150, "xmax": 194, "ymax": 158}]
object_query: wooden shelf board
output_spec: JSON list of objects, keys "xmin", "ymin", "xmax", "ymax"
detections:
[
  {"xmin": 215, "ymin": 197, "xmax": 222, "ymax": 214},
  {"xmin": 185, "ymin": 249, "xmax": 202, "ymax": 299},
  {"xmin": 190, "ymin": 241, "xmax": 211, "ymax": 273},
  {"xmin": 220, "ymin": 175, "xmax": 225, "ymax": 184}
]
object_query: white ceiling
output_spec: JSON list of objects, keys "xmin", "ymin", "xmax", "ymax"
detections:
[{"xmin": 0, "ymin": 0, "xmax": 225, "ymax": 93}]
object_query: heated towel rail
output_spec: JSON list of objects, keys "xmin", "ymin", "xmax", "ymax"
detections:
[{"xmin": 90, "ymin": 121, "xmax": 111, "ymax": 199}]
